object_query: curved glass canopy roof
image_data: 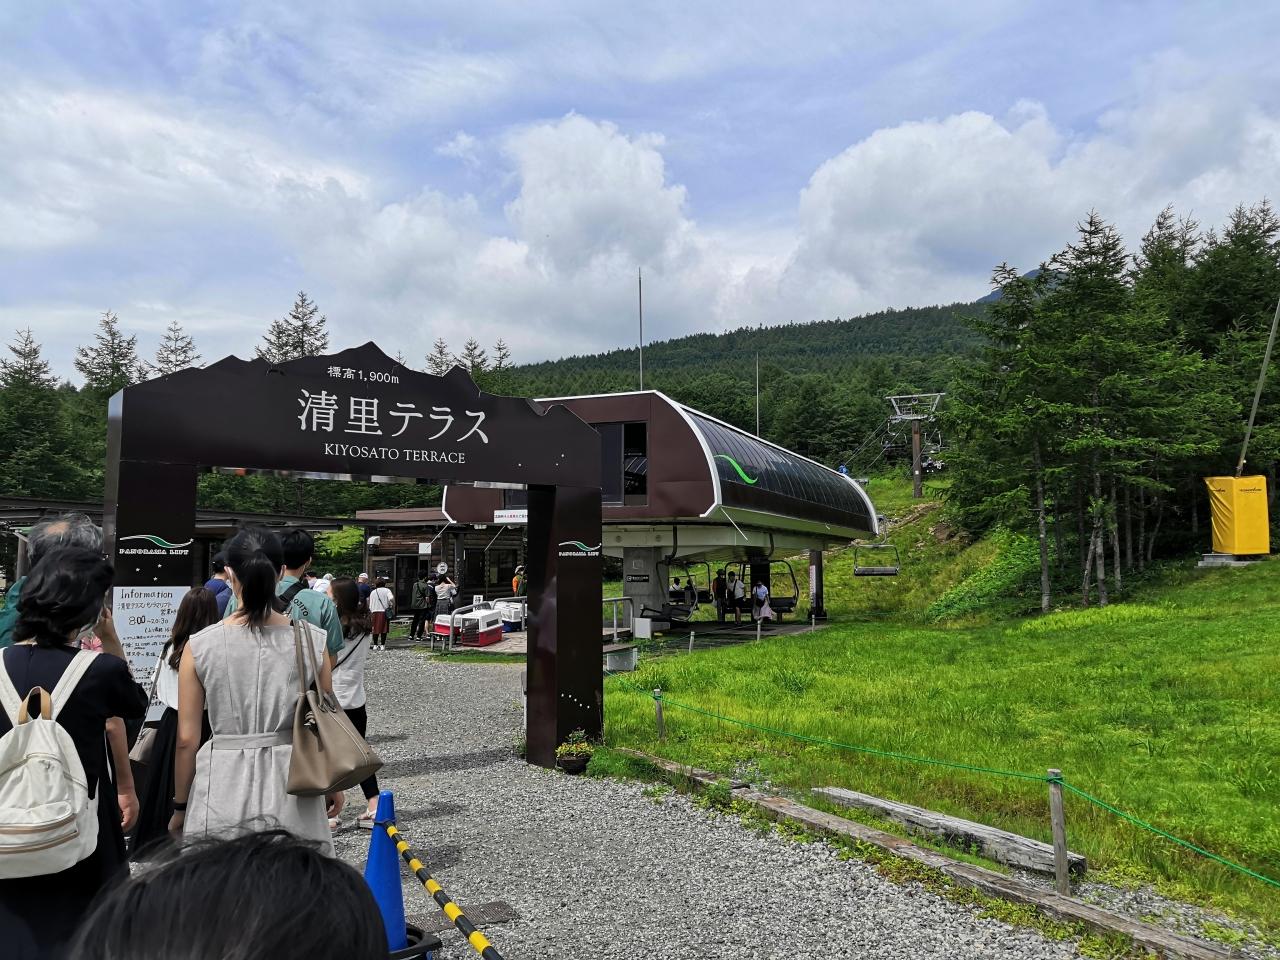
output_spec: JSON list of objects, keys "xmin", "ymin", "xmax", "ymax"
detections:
[{"xmin": 683, "ymin": 409, "xmax": 876, "ymax": 535}]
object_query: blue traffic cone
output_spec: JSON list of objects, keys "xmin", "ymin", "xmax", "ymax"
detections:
[{"xmin": 364, "ymin": 790, "xmax": 408, "ymax": 952}]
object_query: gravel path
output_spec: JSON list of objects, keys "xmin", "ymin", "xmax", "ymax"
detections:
[{"xmin": 335, "ymin": 649, "xmax": 1089, "ymax": 960}]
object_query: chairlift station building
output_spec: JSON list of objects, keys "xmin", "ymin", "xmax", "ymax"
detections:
[{"xmin": 361, "ymin": 390, "xmax": 878, "ymax": 618}]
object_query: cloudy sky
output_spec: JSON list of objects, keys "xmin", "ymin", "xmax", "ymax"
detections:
[{"xmin": 2, "ymin": 2, "xmax": 1278, "ymax": 378}]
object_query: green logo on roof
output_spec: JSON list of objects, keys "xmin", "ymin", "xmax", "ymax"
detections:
[
  {"xmin": 120, "ymin": 534, "xmax": 194, "ymax": 549},
  {"xmin": 714, "ymin": 454, "xmax": 758, "ymax": 485}
]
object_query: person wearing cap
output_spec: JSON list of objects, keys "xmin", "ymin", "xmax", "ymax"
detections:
[
  {"xmin": 357, "ymin": 572, "xmax": 372, "ymax": 611},
  {"xmin": 511, "ymin": 565, "xmax": 526, "ymax": 595}
]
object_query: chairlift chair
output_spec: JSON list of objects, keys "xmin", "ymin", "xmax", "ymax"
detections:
[
  {"xmin": 853, "ymin": 544, "xmax": 901, "ymax": 577},
  {"xmin": 769, "ymin": 560, "xmax": 799, "ymax": 617},
  {"xmin": 728, "ymin": 559, "xmax": 799, "ymax": 619}
]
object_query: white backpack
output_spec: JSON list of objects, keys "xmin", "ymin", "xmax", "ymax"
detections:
[{"xmin": 0, "ymin": 650, "xmax": 100, "ymax": 877}]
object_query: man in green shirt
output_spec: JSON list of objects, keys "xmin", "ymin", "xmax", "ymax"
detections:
[{"xmin": 224, "ymin": 527, "xmax": 344, "ymax": 661}]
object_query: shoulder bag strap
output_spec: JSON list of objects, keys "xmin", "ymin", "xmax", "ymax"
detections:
[
  {"xmin": 292, "ymin": 620, "xmax": 309, "ymax": 697},
  {"xmin": 0, "ymin": 653, "xmax": 23, "ymax": 725},
  {"xmin": 277, "ymin": 579, "xmax": 307, "ymax": 616},
  {"xmin": 333, "ymin": 632, "xmax": 368, "ymax": 671},
  {"xmin": 50, "ymin": 650, "xmax": 100, "ymax": 719},
  {"xmin": 300, "ymin": 621, "xmax": 323, "ymax": 690}
]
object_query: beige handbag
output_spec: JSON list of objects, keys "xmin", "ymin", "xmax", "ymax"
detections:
[
  {"xmin": 286, "ymin": 621, "xmax": 382, "ymax": 797},
  {"xmin": 127, "ymin": 657, "xmax": 163, "ymax": 765}
]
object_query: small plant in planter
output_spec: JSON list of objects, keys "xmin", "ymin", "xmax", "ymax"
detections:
[{"xmin": 555, "ymin": 729, "xmax": 594, "ymax": 774}]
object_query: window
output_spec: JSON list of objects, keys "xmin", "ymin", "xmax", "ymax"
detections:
[
  {"xmin": 488, "ymin": 549, "xmax": 519, "ymax": 590},
  {"xmin": 598, "ymin": 421, "xmax": 647, "ymax": 506},
  {"xmin": 623, "ymin": 422, "xmax": 648, "ymax": 505},
  {"xmin": 598, "ymin": 423, "xmax": 624, "ymax": 505},
  {"xmin": 463, "ymin": 550, "xmax": 485, "ymax": 597}
]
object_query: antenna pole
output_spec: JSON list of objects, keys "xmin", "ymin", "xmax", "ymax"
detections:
[
  {"xmin": 1237, "ymin": 291, "xmax": 1280, "ymax": 477},
  {"xmin": 755, "ymin": 352, "xmax": 760, "ymax": 435},
  {"xmin": 638, "ymin": 267, "xmax": 644, "ymax": 391}
]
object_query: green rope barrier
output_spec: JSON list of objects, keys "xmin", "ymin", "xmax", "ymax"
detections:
[{"xmin": 1059, "ymin": 780, "xmax": 1280, "ymax": 891}]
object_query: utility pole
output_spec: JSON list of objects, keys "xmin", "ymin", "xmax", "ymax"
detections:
[
  {"xmin": 638, "ymin": 267, "xmax": 644, "ymax": 391},
  {"xmin": 886, "ymin": 393, "xmax": 944, "ymax": 500},
  {"xmin": 755, "ymin": 352, "xmax": 760, "ymax": 435},
  {"xmin": 1236, "ymin": 291, "xmax": 1280, "ymax": 476},
  {"xmin": 911, "ymin": 419, "xmax": 923, "ymax": 499}
]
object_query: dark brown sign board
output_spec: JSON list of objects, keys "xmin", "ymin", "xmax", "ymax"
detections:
[{"xmin": 103, "ymin": 343, "xmax": 602, "ymax": 766}]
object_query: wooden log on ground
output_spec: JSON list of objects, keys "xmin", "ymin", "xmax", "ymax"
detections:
[{"xmin": 813, "ymin": 785, "xmax": 1087, "ymax": 877}]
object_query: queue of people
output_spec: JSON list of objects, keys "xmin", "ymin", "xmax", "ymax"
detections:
[{"xmin": 0, "ymin": 517, "xmax": 390, "ymax": 959}]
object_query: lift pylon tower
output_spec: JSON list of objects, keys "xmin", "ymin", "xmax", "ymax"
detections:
[{"xmin": 886, "ymin": 393, "xmax": 944, "ymax": 498}]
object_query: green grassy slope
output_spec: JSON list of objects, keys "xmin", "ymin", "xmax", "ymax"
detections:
[{"xmin": 602, "ymin": 482, "xmax": 1280, "ymax": 926}]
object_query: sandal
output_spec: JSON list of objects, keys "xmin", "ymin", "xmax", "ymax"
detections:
[{"xmin": 327, "ymin": 817, "xmax": 340, "ymax": 830}]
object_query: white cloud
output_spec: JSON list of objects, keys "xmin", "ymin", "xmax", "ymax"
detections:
[
  {"xmin": 0, "ymin": 84, "xmax": 366, "ymax": 251},
  {"xmin": 4, "ymin": 66, "xmax": 1280, "ymax": 380},
  {"xmin": 436, "ymin": 131, "xmax": 481, "ymax": 167}
]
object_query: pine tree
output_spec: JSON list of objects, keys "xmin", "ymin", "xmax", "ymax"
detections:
[
  {"xmin": 426, "ymin": 338, "xmax": 453, "ymax": 376},
  {"xmin": 74, "ymin": 311, "xmax": 145, "ymax": 394},
  {"xmin": 484, "ymin": 339, "xmax": 514, "ymax": 393},
  {"xmin": 0, "ymin": 329, "xmax": 82, "ymax": 497},
  {"xmin": 1, "ymin": 329, "xmax": 55, "ymax": 391},
  {"xmin": 257, "ymin": 291, "xmax": 329, "ymax": 364},
  {"xmin": 152, "ymin": 320, "xmax": 201, "ymax": 376},
  {"xmin": 455, "ymin": 338, "xmax": 488, "ymax": 374},
  {"xmin": 492, "ymin": 339, "xmax": 512, "ymax": 371}
]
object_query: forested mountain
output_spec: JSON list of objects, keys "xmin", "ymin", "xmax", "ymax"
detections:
[{"xmin": 505, "ymin": 302, "xmax": 986, "ymax": 466}]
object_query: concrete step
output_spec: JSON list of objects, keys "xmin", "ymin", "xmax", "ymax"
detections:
[{"xmin": 1197, "ymin": 553, "xmax": 1260, "ymax": 568}]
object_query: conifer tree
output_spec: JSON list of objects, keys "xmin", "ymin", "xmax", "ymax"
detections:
[
  {"xmin": 426, "ymin": 338, "xmax": 453, "ymax": 376},
  {"xmin": 484, "ymin": 339, "xmax": 513, "ymax": 393},
  {"xmin": 455, "ymin": 338, "xmax": 488, "ymax": 374},
  {"xmin": 492, "ymin": 339, "xmax": 511, "ymax": 372},
  {"xmin": 0, "ymin": 329, "xmax": 81, "ymax": 497},
  {"xmin": 257, "ymin": 291, "xmax": 328, "ymax": 364},
  {"xmin": 74, "ymin": 311, "xmax": 145, "ymax": 394},
  {"xmin": 152, "ymin": 320, "xmax": 201, "ymax": 376}
]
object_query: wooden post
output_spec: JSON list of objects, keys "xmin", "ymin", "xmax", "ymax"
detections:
[
  {"xmin": 688, "ymin": 630, "xmax": 695, "ymax": 653},
  {"xmin": 654, "ymin": 688, "xmax": 665, "ymax": 742},
  {"xmin": 911, "ymin": 418, "xmax": 923, "ymax": 499},
  {"xmin": 1048, "ymin": 768, "xmax": 1070, "ymax": 895},
  {"xmin": 756, "ymin": 617, "xmax": 762, "ymax": 642}
]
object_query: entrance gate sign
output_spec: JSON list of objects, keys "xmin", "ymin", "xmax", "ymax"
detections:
[{"xmin": 103, "ymin": 343, "xmax": 602, "ymax": 766}]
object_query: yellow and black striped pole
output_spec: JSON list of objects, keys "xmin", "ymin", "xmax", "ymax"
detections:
[{"xmin": 383, "ymin": 822, "xmax": 505, "ymax": 960}]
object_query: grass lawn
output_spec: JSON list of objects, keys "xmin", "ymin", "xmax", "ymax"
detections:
[{"xmin": 602, "ymin": 558, "xmax": 1280, "ymax": 926}]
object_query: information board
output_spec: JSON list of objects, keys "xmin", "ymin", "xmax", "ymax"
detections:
[{"xmin": 113, "ymin": 585, "xmax": 189, "ymax": 677}]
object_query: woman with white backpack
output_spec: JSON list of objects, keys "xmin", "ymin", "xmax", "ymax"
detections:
[{"xmin": 0, "ymin": 546, "xmax": 149, "ymax": 960}]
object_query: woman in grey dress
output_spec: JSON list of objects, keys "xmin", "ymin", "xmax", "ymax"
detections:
[{"xmin": 169, "ymin": 528, "xmax": 344, "ymax": 853}]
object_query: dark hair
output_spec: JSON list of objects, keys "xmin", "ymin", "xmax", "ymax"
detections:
[
  {"xmin": 210, "ymin": 553, "xmax": 226, "ymax": 577},
  {"xmin": 164, "ymin": 587, "xmax": 220, "ymax": 669},
  {"xmin": 222, "ymin": 528, "xmax": 283, "ymax": 628},
  {"xmin": 331, "ymin": 577, "xmax": 370, "ymax": 639},
  {"xmin": 66, "ymin": 830, "xmax": 386, "ymax": 960},
  {"xmin": 374, "ymin": 577, "xmax": 387, "ymax": 589},
  {"xmin": 279, "ymin": 528, "xmax": 315, "ymax": 570},
  {"xmin": 14, "ymin": 547, "xmax": 114, "ymax": 647}
]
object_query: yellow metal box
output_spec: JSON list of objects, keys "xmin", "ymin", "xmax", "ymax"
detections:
[{"xmin": 1204, "ymin": 475, "xmax": 1271, "ymax": 556}]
